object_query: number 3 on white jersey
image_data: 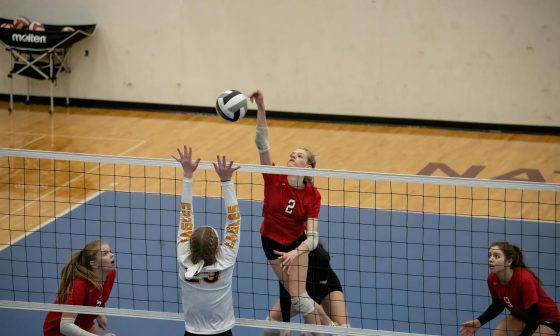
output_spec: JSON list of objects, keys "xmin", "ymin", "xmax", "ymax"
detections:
[{"xmin": 285, "ymin": 199, "xmax": 296, "ymax": 214}]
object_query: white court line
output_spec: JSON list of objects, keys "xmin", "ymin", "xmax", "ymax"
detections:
[
  {"xmin": 0, "ymin": 139, "xmax": 147, "ymax": 251},
  {"xmin": 0, "ymin": 189, "xmax": 108, "ymax": 252},
  {"xmin": 19, "ymin": 135, "xmax": 47, "ymax": 149},
  {"xmin": 0, "ymin": 134, "xmax": 46, "ymax": 150},
  {"xmin": 0, "ymin": 139, "xmax": 147, "ymax": 224},
  {"xmin": 119, "ymin": 139, "xmax": 147, "ymax": 156}
]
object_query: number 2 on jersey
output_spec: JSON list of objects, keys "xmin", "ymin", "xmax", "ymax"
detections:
[{"xmin": 285, "ymin": 199, "xmax": 296, "ymax": 214}]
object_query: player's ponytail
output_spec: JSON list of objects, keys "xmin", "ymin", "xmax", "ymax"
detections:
[
  {"xmin": 190, "ymin": 227, "xmax": 219, "ymax": 266},
  {"xmin": 509, "ymin": 244, "xmax": 526, "ymax": 268},
  {"xmin": 56, "ymin": 240, "xmax": 104, "ymax": 303},
  {"xmin": 301, "ymin": 148, "xmax": 317, "ymax": 184}
]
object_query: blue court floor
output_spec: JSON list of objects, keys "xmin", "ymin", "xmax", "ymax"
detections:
[{"xmin": 1, "ymin": 191, "xmax": 558, "ymax": 335}]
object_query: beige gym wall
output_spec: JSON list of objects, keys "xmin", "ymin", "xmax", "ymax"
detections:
[{"xmin": 0, "ymin": 0, "xmax": 558, "ymax": 126}]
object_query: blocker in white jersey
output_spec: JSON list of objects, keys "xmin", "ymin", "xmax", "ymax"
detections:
[{"xmin": 173, "ymin": 147, "xmax": 241, "ymax": 336}]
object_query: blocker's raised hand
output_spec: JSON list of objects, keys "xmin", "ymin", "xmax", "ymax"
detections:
[
  {"xmin": 172, "ymin": 146, "xmax": 201, "ymax": 178},
  {"xmin": 213, "ymin": 155, "xmax": 240, "ymax": 182}
]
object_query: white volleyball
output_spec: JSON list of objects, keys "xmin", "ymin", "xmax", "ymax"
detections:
[{"xmin": 215, "ymin": 90, "xmax": 247, "ymax": 122}]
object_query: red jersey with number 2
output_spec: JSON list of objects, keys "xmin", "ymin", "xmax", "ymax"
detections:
[
  {"xmin": 43, "ymin": 271, "xmax": 116, "ymax": 336},
  {"xmin": 487, "ymin": 268, "xmax": 560, "ymax": 322},
  {"xmin": 260, "ymin": 173, "xmax": 321, "ymax": 245}
]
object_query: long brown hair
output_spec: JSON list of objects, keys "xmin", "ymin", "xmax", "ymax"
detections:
[
  {"xmin": 56, "ymin": 240, "xmax": 105, "ymax": 303},
  {"xmin": 190, "ymin": 227, "xmax": 219, "ymax": 266},
  {"xmin": 490, "ymin": 241, "xmax": 540, "ymax": 283}
]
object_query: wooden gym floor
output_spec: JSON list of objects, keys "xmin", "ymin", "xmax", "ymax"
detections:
[
  {"xmin": 1, "ymin": 103, "xmax": 558, "ymax": 181},
  {"xmin": 0, "ymin": 103, "xmax": 559, "ymax": 248}
]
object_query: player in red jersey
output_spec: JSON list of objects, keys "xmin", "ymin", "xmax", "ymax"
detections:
[
  {"xmin": 460, "ymin": 241, "xmax": 560, "ymax": 336},
  {"xmin": 249, "ymin": 90, "xmax": 333, "ymax": 334},
  {"xmin": 44, "ymin": 240, "xmax": 116, "ymax": 336}
]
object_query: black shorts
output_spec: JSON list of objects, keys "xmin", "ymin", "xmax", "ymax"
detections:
[
  {"xmin": 307, "ymin": 267, "xmax": 343, "ymax": 303},
  {"xmin": 512, "ymin": 312, "xmax": 560, "ymax": 335},
  {"xmin": 184, "ymin": 330, "xmax": 232, "ymax": 336},
  {"xmin": 540, "ymin": 320, "xmax": 560, "ymax": 334},
  {"xmin": 261, "ymin": 234, "xmax": 306, "ymax": 260}
]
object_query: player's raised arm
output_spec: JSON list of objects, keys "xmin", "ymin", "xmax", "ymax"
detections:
[
  {"xmin": 212, "ymin": 155, "xmax": 241, "ymax": 253},
  {"xmin": 249, "ymin": 90, "xmax": 272, "ymax": 166},
  {"xmin": 172, "ymin": 146, "xmax": 200, "ymax": 263}
]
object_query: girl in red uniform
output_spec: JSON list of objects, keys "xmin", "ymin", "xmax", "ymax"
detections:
[
  {"xmin": 249, "ymin": 90, "xmax": 333, "ymax": 333},
  {"xmin": 44, "ymin": 240, "xmax": 116, "ymax": 336},
  {"xmin": 460, "ymin": 241, "xmax": 560, "ymax": 336}
]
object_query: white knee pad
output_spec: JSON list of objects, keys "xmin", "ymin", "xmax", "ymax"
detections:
[{"xmin": 291, "ymin": 292, "xmax": 315, "ymax": 316}]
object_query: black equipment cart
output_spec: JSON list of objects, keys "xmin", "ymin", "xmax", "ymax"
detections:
[{"xmin": 0, "ymin": 18, "xmax": 96, "ymax": 112}]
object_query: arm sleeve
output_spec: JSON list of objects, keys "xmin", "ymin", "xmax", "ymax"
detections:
[
  {"xmin": 177, "ymin": 177, "xmax": 194, "ymax": 265},
  {"xmin": 519, "ymin": 303, "xmax": 540, "ymax": 336},
  {"xmin": 279, "ymin": 282, "xmax": 292, "ymax": 322},
  {"xmin": 60, "ymin": 316, "xmax": 97, "ymax": 336},
  {"xmin": 476, "ymin": 297, "xmax": 505, "ymax": 326},
  {"xmin": 255, "ymin": 126, "xmax": 271, "ymax": 153},
  {"xmin": 302, "ymin": 229, "xmax": 319, "ymax": 251},
  {"xmin": 221, "ymin": 181, "xmax": 241, "ymax": 255}
]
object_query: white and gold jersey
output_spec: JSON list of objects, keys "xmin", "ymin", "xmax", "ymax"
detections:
[{"xmin": 177, "ymin": 178, "xmax": 241, "ymax": 334}]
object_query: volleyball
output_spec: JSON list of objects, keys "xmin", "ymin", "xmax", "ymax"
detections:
[
  {"xmin": 61, "ymin": 26, "xmax": 75, "ymax": 32},
  {"xmin": 13, "ymin": 17, "xmax": 30, "ymax": 30},
  {"xmin": 215, "ymin": 90, "xmax": 247, "ymax": 122},
  {"xmin": 29, "ymin": 21, "xmax": 45, "ymax": 31}
]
